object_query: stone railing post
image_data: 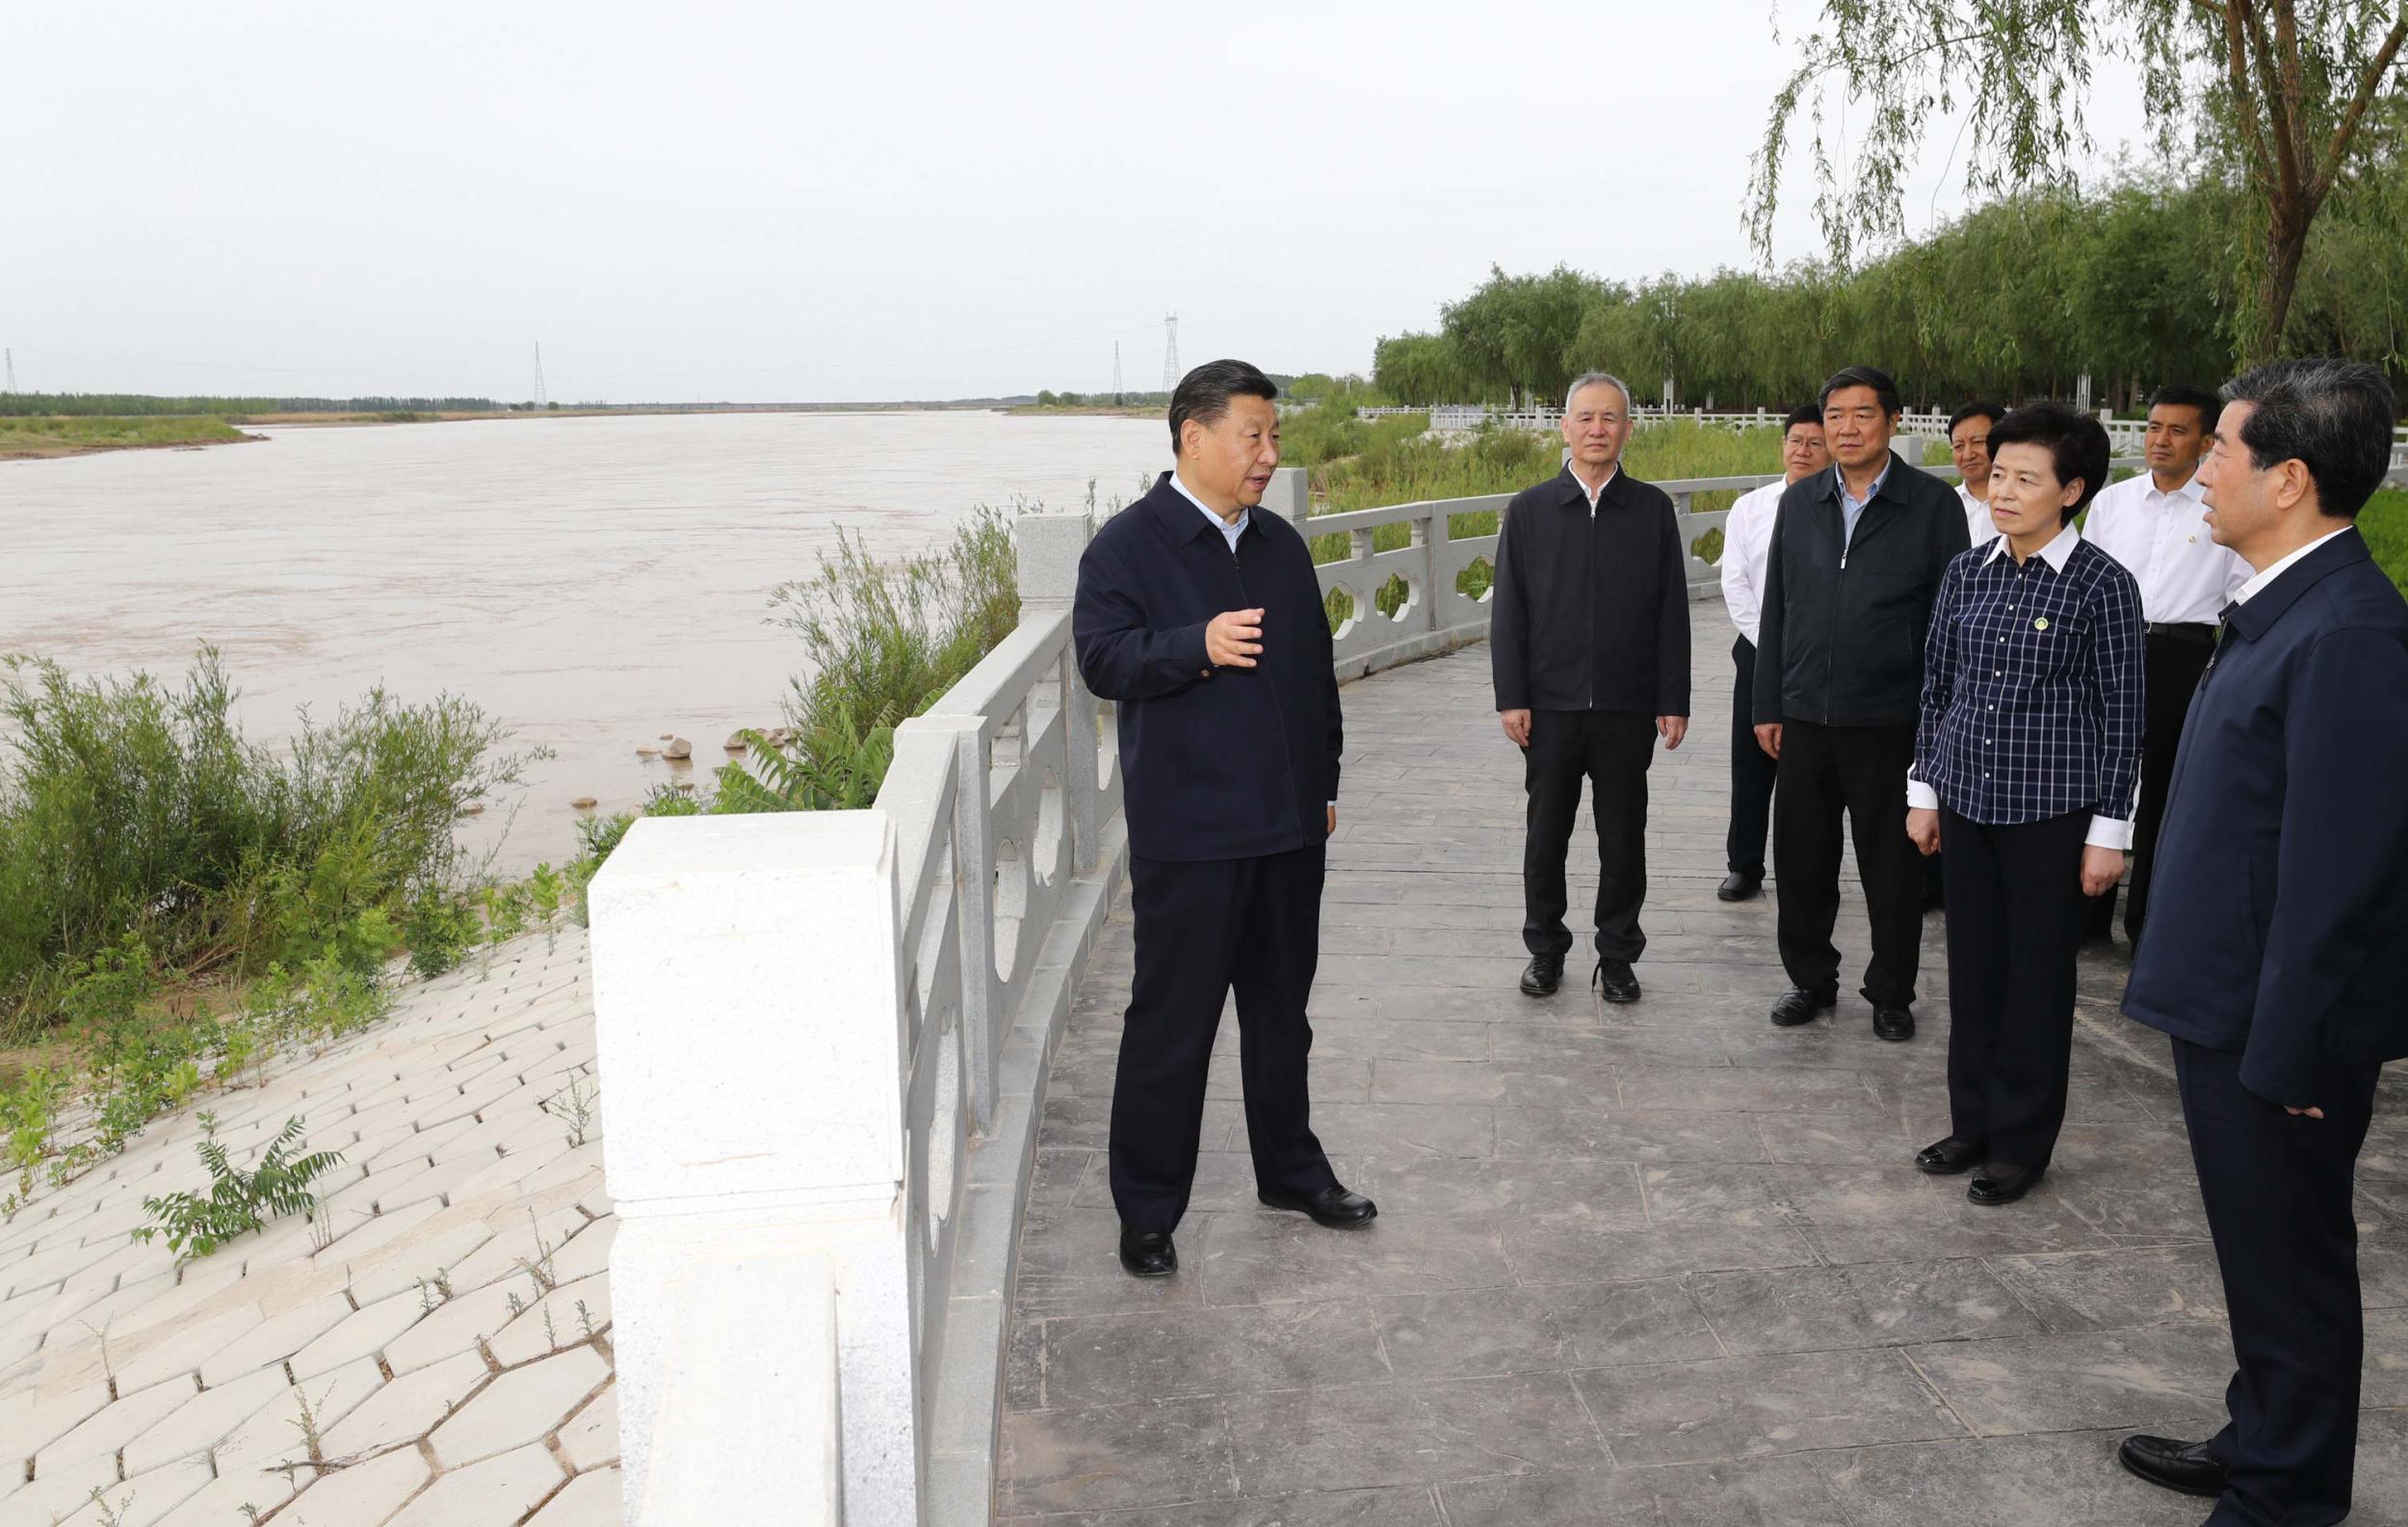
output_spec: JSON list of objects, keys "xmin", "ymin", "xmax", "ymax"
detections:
[
  {"xmin": 591, "ymin": 811, "xmax": 920, "ymax": 1527},
  {"xmin": 1014, "ymin": 510, "xmax": 1098, "ymax": 873},
  {"xmin": 1261, "ymin": 465, "xmax": 1308, "ymax": 522}
]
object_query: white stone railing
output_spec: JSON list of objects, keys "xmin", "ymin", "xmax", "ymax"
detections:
[{"xmin": 589, "ymin": 509, "xmax": 1126, "ymax": 1527}]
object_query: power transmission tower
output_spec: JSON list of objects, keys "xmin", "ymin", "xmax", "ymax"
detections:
[
  {"xmin": 3, "ymin": 349, "xmax": 13, "ymax": 394},
  {"xmin": 1112, "ymin": 342, "xmax": 1123, "ymax": 405},
  {"xmin": 1162, "ymin": 313, "xmax": 1180, "ymax": 391},
  {"xmin": 534, "ymin": 341, "xmax": 549, "ymax": 408}
]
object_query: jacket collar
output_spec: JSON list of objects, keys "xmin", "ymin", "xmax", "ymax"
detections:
[
  {"xmin": 1556, "ymin": 463, "xmax": 1628, "ymax": 508},
  {"xmin": 2224, "ymin": 526, "xmax": 2371, "ymax": 642},
  {"xmin": 1142, "ymin": 470, "xmax": 1259, "ymax": 547},
  {"xmin": 1807, "ymin": 449, "xmax": 1912, "ymax": 508}
]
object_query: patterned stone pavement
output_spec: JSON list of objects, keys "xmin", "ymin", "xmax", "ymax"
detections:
[
  {"xmin": 999, "ymin": 605, "xmax": 2408, "ymax": 1526},
  {"xmin": 0, "ymin": 933, "xmax": 617, "ymax": 1527}
]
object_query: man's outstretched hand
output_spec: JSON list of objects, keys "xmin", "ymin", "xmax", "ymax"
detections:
[{"xmin": 1206, "ymin": 608, "xmax": 1265, "ymax": 669}]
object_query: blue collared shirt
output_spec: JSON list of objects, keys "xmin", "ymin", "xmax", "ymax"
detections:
[{"xmin": 1837, "ymin": 460, "xmax": 1891, "ymax": 548}]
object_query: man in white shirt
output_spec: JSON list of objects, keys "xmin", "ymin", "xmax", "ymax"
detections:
[
  {"xmin": 2079, "ymin": 383, "xmax": 2246, "ymax": 946},
  {"xmin": 1950, "ymin": 401, "xmax": 2006, "ymax": 545},
  {"xmin": 1715, "ymin": 404, "xmax": 1827, "ymax": 900}
]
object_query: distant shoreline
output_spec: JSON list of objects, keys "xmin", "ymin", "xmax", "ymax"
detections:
[{"xmin": 0, "ymin": 401, "xmax": 1085, "ymax": 463}]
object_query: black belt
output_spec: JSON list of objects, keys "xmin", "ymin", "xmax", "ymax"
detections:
[{"xmin": 2145, "ymin": 622, "xmax": 2216, "ymax": 643}]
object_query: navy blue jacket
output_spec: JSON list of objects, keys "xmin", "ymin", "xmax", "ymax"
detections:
[
  {"xmin": 2123, "ymin": 528, "xmax": 2408, "ymax": 1105},
  {"xmin": 1072, "ymin": 473, "xmax": 1342, "ymax": 862}
]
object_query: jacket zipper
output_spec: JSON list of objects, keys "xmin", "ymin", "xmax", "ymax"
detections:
[
  {"xmin": 1586, "ymin": 498, "xmax": 1597, "ymax": 709},
  {"xmin": 1231, "ymin": 537, "xmax": 1304, "ymax": 840},
  {"xmin": 1824, "ymin": 510, "xmax": 1845, "ymax": 724}
]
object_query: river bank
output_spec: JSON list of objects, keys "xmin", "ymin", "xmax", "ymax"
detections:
[{"xmin": 0, "ymin": 414, "xmax": 259, "ymax": 460}]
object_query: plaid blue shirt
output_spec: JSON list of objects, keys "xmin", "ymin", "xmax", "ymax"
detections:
[{"xmin": 1910, "ymin": 525, "xmax": 2145, "ymax": 846}]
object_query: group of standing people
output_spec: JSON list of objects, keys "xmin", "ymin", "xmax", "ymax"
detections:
[{"xmin": 1073, "ymin": 355, "xmax": 2408, "ymax": 1527}]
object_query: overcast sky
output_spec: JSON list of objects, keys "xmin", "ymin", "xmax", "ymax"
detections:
[{"xmin": 3, "ymin": 2, "xmax": 2158, "ymax": 404}]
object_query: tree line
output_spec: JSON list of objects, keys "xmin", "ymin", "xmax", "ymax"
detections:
[
  {"xmin": 0, "ymin": 393, "xmax": 501, "ymax": 418},
  {"xmin": 1373, "ymin": 161, "xmax": 2408, "ymax": 415}
]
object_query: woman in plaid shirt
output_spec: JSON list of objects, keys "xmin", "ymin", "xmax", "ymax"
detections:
[{"xmin": 1904, "ymin": 403, "xmax": 2145, "ymax": 1206}]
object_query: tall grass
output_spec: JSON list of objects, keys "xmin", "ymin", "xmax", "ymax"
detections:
[
  {"xmin": 0, "ymin": 649, "xmax": 537, "ymax": 1033},
  {"xmin": 0, "ymin": 416, "xmax": 249, "ymax": 454}
]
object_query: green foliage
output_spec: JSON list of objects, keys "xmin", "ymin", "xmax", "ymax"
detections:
[
  {"xmin": 2360, "ymin": 489, "xmax": 2408, "ymax": 594},
  {"xmin": 401, "ymin": 885, "xmax": 481, "ymax": 978},
  {"xmin": 0, "ymin": 647, "xmax": 541, "ymax": 1033},
  {"xmin": 133, "ymin": 1117, "xmax": 345, "ymax": 1264},
  {"xmin": 0, "ymin": 415, "xmax": 249, "ymax": 452},
  {"xmin": 0, "ymin": 393, "xmax": 496, "ymax": 418},
  {"xmin": 1747, "ymin": 1, "xmax": 2408, "ymax": 361},
  {"xmin": 1375, "ymin": 160, "xmax": 2408, "ymax": 408}
]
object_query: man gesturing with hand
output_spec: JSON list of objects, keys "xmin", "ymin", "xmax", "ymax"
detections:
[{"xmin": 1072, "ymin": 358, "xmax": 1372, "ymax": 1282}]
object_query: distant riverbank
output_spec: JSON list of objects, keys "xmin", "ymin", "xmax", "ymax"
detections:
[{"xmin": 0, "ymin": 414, "xmax": 259, "ymax": 460}]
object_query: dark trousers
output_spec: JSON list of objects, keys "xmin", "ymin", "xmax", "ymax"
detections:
[
  {"xmin": 1940, "ymin": 808, "xmax": 2089, "ymax": 1166},
  {"xmin": 1726, "ymin": 639, "xmax": 1777, "ymax": 874},
  {"xmin": 1772, "ymin": 719, "xmax": 1922, "ymax": 1007},
  {"xmin": 2088, "ymin": 631, "xmax": 2213, "ymax": 940},
  {"xmin": 1109, "ymin": 846, "xmax": 1339, "ymax": 1231},
  {"xmin": 2173, "ymin": 1038, "xmax": 2382, "ymax": 1527},
  {"xmin": 1523, "ymin": 710, "xmax": 1658, "ymax": 962}
]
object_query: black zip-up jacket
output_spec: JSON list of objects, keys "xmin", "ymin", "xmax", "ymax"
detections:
[
  {"xmin": 1752, "ymin": 453, "xmax": 1971, "ymax": 728},
  {"xmin": 1073, "ymin": 473, "xmax": 1342, "ymax": 862},
  {"xmin": 1488, "ymin": 466, "xmax": 1691, "ymax": 716}
]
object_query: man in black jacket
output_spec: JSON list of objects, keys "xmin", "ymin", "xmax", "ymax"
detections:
[
  {"xmin": 1491, "ymin": 371, "xmax": 1691, "ymax": 1003},
  {"xmin": 1072, "ymin": 358, "xmax": 1375, "ymax": 1280},
  {"xmin": 2114, "ymin": 360, "xmax": 2408, "ymax": 1526},
  {"xmin": 1753, "ymin": 365, "xmax": 1971, "ymax": 1040}
]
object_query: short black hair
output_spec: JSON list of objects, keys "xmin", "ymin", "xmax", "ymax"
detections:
[
  {"xmin": 1819, "ymin": 365, "xmax": 1902, "ymax": 416},
  {"xmin": 2223, "ymin": 359, "xmax": 2399, "ymax": 518},
  {"xmin": 1987, "ymin": 402, "xmax": 2112, "ymax": 523},
  {"xmin": 1783, "ymin": 403, "xmax": 1822, "ymax": 432},
  {"xmin": 1168, "ymin": 359, "xmax": 1278, "ymax": 456},
  {"xmin": 2145, "ymin": 384, "xmax": 2222, "ymax": 432},
  {"xmin": 1948, "ymin": 400, "xmax": 2006, "ymax": 436}
]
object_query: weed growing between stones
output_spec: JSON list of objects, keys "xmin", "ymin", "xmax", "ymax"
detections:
[{"xmin": 132, "ymin": 1117, "xmax": 346, "ymax": 1264}]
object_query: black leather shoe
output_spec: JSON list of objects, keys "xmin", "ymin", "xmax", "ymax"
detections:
[
  {"xmin": 1871, "ymin": 1004, "xmax": 1916, "ymax": 1041},
  {"xmin": 1593, "ymin": 959, "xmax": 1640, "ymax": 1005},
  {"xmin": 2117, "ymin": 1435, "xmax": 2228, "ymax": 1498},
  {"xmin": 1519, "ymin": 955, "xmax": 1565, "ymax": 997},
  {"xmin": 1768, "ymin": 987, "xmax": 1836, "ymax": 1027},
  {"xmin": 1966, "ymin": 1163, "xmax": 2044, "ymax": 1205},
  {"xmin": 1257, "ymin": 1184, "xmax": 1378, "ymax": 1228},
  {"xmin": 1118, "ymin": 1225, "xmax": 1176, "ymax": 1277},
  {"xmin": 1715, "ymin": 869, "xmax": 1764, "ymax": 902},
  {"xmin": 1914, "ymin": 1137, "xmax": 1982, "ymax": 1174}
]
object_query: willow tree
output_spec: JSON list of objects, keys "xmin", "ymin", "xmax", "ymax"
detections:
[{"xmin": 1749, "ymin": 0, "xmax": 2408, "ymax": 363}]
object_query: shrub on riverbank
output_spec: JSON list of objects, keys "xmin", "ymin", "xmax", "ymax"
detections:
[{"xmin": 0, "ymin": 648, "xmax": 538, "ymax": 1033}]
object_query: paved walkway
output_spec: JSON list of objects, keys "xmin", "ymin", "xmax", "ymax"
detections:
[
  {"xmin": 0, "ymin": 933, "xmax": 617, "ymax": 1527},
  {"xmin": 999, "ymin": 606, "xmax": 2408, "ymax": 1526}
]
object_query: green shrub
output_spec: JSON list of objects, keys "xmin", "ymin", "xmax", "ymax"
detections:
[
  {"xmin": 0, "ymin": 647, "xmax": 539, "ymax": 1033},
  {"xmin": 133, "ymin": 1117, "xmax": 344, "ymax": 1264}
]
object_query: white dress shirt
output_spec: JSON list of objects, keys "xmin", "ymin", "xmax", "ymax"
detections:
[
  {"xmin": 2233, "ymin": 526, "xmax": 2355, "ymax": 605},
  {"xmin": 2081, "ymin": 469, "xmax": 2248, "ymax": 625},
  {"xmin": 1719, "ymin": 480, "xmax": 1784, "ymax": 646},
  {"xmin": 1907, "ymin": 523, "xmax": 2137, "ymax": 850},
  {"xmin": 1169, "ymin": 469, "xmax": 1248, "ymax": 550},
  {"xmin": 1568, "ymin": 463, "xmax": 1619, "ymax": 510},
  {"xmin": 1958, "ymin": 483, "xmax": 1998, "ymax": 546}
]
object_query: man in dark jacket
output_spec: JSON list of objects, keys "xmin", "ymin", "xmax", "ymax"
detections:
[
  {"xmin": 1072, "ymin": 358, "xmax": 1374, "ymax": 1280},
  {"xmin": 1490, "ymin": 371, "xmax": 1691, "ymax": 1003},
  {"xmin": 1753, "ymin": 365, "xmax": 1972, "ymax": 1040},
  {"xmin": 2114, "ymin": 359, "xmax": 2408, "ymax": 1527}
]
